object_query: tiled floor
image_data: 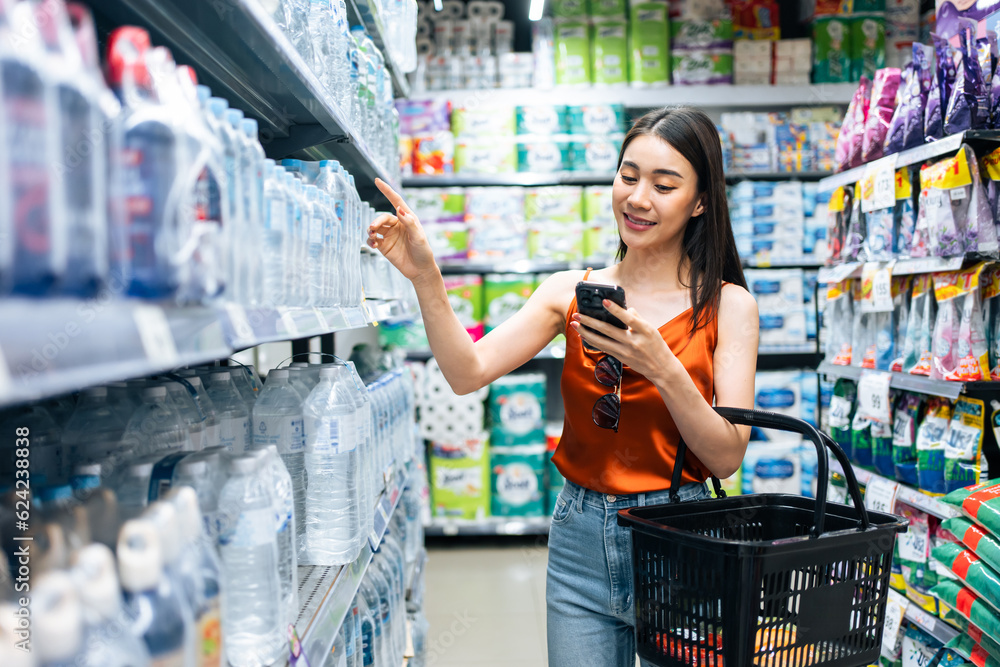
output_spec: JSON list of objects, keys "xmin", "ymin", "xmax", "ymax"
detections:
[{"xmin": 423, "ymin": 537, "xmax": 550, "ymax": 667}]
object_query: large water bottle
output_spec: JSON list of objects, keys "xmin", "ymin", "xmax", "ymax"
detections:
[
  {"xmin": 141, "ymin": 502, "xmax": 198, "ymax": 666},
  {"xmin": 250, "ymin": 445, "xmax": 298, "ymax": 629},
  {"xmin": 166, "ymin": 486, "xmax": 225, "ymax": 667},
  {"xmin": 301, "ymin": 365, "xmax": 361, "ymax": 565},
  {"xmin": 304, "ymin": 185, "xmax": 325, "ymax": 306},
  {"xmin": 33, "ymin": 571, "xmax": 86, "ymax": 667},
  {"xmin": 318, "ymin": 191, "xmax": 338, "ymax": 306},
  {"xmin": 161, "ymin": 379, "xmax": 208, "ymax": 450},
  {"xmin": 172, "ymin": 454, "xmax": 223, "ymax": 543},
  {"xmin": 281, "ymin": 171, "xmax": 304, "ymax": 306},
  {"xmin": 241, "ymin": 118, "xmax": 266, "ymax": 306},
  {"xmin": 71, "ymin": 543, "xmax": 153, "ymax": 667},
  {"xmin": 62, "ymin": 386, "xmax": 126, "ymax": 466},
  {"xmin": 307, "ymin": 0, "xmax": 335, "ymax": 93},
  {"xmin": 368, "ymin": 555, "xmax": 398, "ymax": 666},
  {"xmin": 206, "ymin": 97, "xmax": 243, "ymax": 303},
  {"xmin": 346, "ymin": 363, "xmax": 375, "ymax": 529},
  {"xmin": 347, "ymin": 173, "xmax": 363, "ymax": 306},
  {"xmin": 262, "ymin": 159, "xmax": 287, "ymax": 307},
  {"xmin": 179, "ymin": 375, "xmax": 221, "ymax": 448},
  {"xmin": 122, "ymin": 386, "xmax": 193, "ymax": 458},
  {"xmin": 204, "ymin": 372, "xmax": 251, "ymax": 453},
  {"xmin": 115, "ymin": 458, "xmax": 156, "ymax": 521},
  {"xmin": 217, "ymin": 453, "xmax": 284, "ymax": 667},
  {"xmin": 356, "ymin": 577, "xmax": 386, "ymax": 666},
  {"xmin": 225, "ymin": 366, "xmax": 261, "ymax": 412},
  {"xmin": 118, "ymin": 517, "xmax": 192, "ymax": 666},
  {"xmin": 282, "ymin": 0, "xmax": 315, "ymax": 71},
  {"xmin": 315, "ymin": 160, "xmax": 349, "ymax": 306},
  {"xmin": 253, "ymin": 368, "xmax": 306, "ymax": 547}
]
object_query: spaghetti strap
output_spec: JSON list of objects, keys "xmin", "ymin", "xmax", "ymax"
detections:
[{"xmin": 583, "ymin": 267, "xmax": 593, "ymax": 280}]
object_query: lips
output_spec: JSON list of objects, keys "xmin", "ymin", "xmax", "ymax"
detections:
[{"xmin": 623, "ymin": 212, "xmax": 656, "ymax": 230}]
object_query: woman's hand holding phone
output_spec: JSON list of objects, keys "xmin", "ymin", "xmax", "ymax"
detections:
[{"xmin": 369, "ymin": 178, "xmax": 439, "ymax": 284}]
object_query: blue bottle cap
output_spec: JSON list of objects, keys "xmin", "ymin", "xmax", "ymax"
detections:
[
  {"xmin": 207, "ymin": 98, "xmax": 228, "ymax": 118},
  {"xmin": 195, "ymin": 85, "xmax": 211, "ymax": 104},
  {"xmin": 225, "ymin": 108, "xmax": 244, "ymax": 126},
  {"xmin": 240, "ymin": 117, "xmax": 259, "ymax": 137},
  {"xmin": 282, "ymin": 159, "xmax": 303, "ymax": 171}
]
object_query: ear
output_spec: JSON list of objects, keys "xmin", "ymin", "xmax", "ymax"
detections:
[{"xmin": 692, "ymin": 193, "xmax": 706, "ymax": 218}]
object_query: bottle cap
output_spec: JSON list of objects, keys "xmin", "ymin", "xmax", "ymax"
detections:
[
  {"xmin": 117, "ymin": 518, "xmax": 162, "ymax": 592},
  {"xmin": 141, "ymin": 501, "xmax": 182, "ymax": 565},
  {"xmin": 33, "ymin": 571, "xmax": 83, "ymax": 662},
  {"xmin": 176, "ymin": 458, "xmax": 208, "ymax": 479},
  {"xmin": 106, "ymin": 26, "xmax": 152, "ymax": 88},
  {"xmin": 165, "ymin": 486, "xmax": 202, "ymax": 547},
  {"xmin": 282, "ymin": 159, "xmax": 303, "ymax": 170},
  {"xmin": 129, "ymin": 461, "xmax": 154, "ymax": 477},
  {"xmin": 187, "ymin": 375, "xmax": 204, "ymax": 389},
  {"xmin": 228, "ymin": 454, "xmax": 258, "ymax": 475},
  {"xmin": 207, "ymin": 97, "xmax": 228, "ymax": 118},
  {"xmin": 72, "ymin": 543, "xmax": 121, "ymax": 623},
  {"xmin": 196, "ymin": 84, "xmax": 211, "ymax": 104},
  {"xmin": 142, "ymin": 386, "xmax": 167, "ymax": 400},
  {"xmin": 39, "ymin": 484, "xmax": 73, "ymax": 504},
  {"xmin": 225, "ymin": 108, "xmax": 244, "ymax": 126},
  {"xmin": 319, "ymin": 367, "xmax": 338, "ymax": 379},
  {"xmin": 241, "ymin": 117, "xmax": 259, "ymax": 137},
  {"xmin": 269, "ymin": 369, "xmax": 290, "ymax": 381}
]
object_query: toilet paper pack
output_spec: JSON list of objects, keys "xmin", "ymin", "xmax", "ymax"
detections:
[
  {"xmin": 528, "ymin": 223, "xmax": 586, "ymax": 262},
  {"xmin": 464, "ymin": 186, "xmax": 525, "ymax": 220},
  {"xmin": 524, "ymin": 186, "xmax": 585, "ymax": 223},
  {"xmin": 566, "ymin": 104, "xmax": 627, "ymax": 134},
  {"xmin": 754, "ymin": 371, "xmax": 803, "ymax": 422},
  {"xmin": 591, "ymin": 19, "xmax": 629, "ymax": 85},
  {"xmin": 430, "ymin": 435, "xmax": 490, "ymax": 520},
  {"xmin": 484, "ymin": 274, "xmax": 534, "ymax": 333},
  {"xmin": 555, "ymin": 20, "xmax": 593, "ymax": 86},
  {"xmin": 629, "ymin": 3, "xmax": 670, "ymax": 86},
  {"xmin": 742, "ymin": 440, "xmax": 803, "ymax": 495},
  {"xmin": 516, "ymin": 105, "xmax": 569, "ymax": 135},
  {"xmin": 492, "ymin": 444, "xmax": 547, "ymax": 517},
  {"xmin": 489, "ymin": 372, "xmax": 548, "ymax": 446},
  {"xmin": 444, "ymin": 275, "xmax": 485, "ymax": 341},
  {"xmin": 569, "ymin": 135, "xmax": 624, "ymax": 172}
]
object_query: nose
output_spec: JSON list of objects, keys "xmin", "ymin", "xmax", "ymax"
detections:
[{"xmin": 626, "ymin": 179, "xmax": 652, "ymax": 211}]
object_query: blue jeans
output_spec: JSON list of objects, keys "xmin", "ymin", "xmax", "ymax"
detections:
[{"xmin": 546, "ymin": 478, "xmax": 712, "ymax": 667}]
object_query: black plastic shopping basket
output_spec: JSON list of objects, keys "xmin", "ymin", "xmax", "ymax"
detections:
[{"xmin": 617, "ymin": 407, "xmax": 908, "ymax": 667}]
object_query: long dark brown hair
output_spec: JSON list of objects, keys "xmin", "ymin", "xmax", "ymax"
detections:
[{"xmin": 616, "ymin": 106, "xmax": 747, "ymax": 335}]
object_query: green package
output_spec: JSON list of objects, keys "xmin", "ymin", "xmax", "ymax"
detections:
[
  {"xmin": 813, "ymin": 16, "xmax": 852, "ymax": 84},
  {"xmin": 484, "ymin": 274, "xmax": 534, "ymax": 333},
  {"xmin": 402, "ymin": 187, "xmax": 465, "ymax": 222},
  {"xmin": 551, "ymin": 0, "xmax": 588, "ymax": 18},
  {"xmin": 430, "ymin": 439, "xmax": 490, "ymax": 520},
  {"xmin": 524, "ymin": 186, "xmax": 584, "ymax": 223},
  {"xmin": 584, "ymin": 222, "xmax": 619, "ymax": 262},
  {"xmin": 976, "ymin": 630, "xmax": 1000, "ymax": 663},
  {"xmin": 917, "ymin": 398, "xmax": 952, "ymax": 496},
  {"xmin": 851, "ymin": 410, "xmax": 872, "ymax": 467},
  {"xmin": 566, "ymin": 104, "xmax": 627, "ymax": 134},
  {"xmin": 932, "ymin": 541, "xmax": 1000, "ymax": 615},
  {"xmin": 555, "ymin": 20, "xmax": 592, "ymax": 87},
  {"xmin": 528, "ymin": 223, "xmax": 586, "ymax": 262},
  {"xmin": 943, "ymin": 479, "xmax": 1000, "ymax": 511},
  {"xmin": 454, "ymin": 138, "xmax": 518, "ymax": 174},
  {"xmin": 516, "ymin": 105, "xmax": 568, "ymax": 135},
  {"xmin": 670, "ymin": 18, "xmax": 734, "ymax": 50},
  {"xmin": 589, "ymin": 0, "xmax": 625, "ymax": 18},
  {"xmin": 591, "ymin": 20, "xmax": 629, "ymax": 85},
  {"xmin": 892, "ymin": 392, "xmax": 923, "ymax": 487},
  {"xmin": 568, "ymin": 135, "xmax": 623, "ymax": 173},
  {"xmin": 828, "ymin": 379, "xmax": 857, "ymax": 462},
  {"xmin": 945, "ymin": 396, "xmax": 986, "ymax": 494},
  {"xmin": 932, "ymin": 580, "xmax": 1000, "ymax": 639},
  {"xmin": 492, "ymin": 444, "xmax": 546, "ymax": 518},
  {"xmin": 851, "ymin": 14, "xmax": 886, "ymax": 81},
  {"xmin": 629, "ymin": 3, "xmax": 669, "ymax": 86},
  {"xmin": 583, "ymin": 185, "xmax": 614, "ymax": 222},
  {"xmin": 945, "ymin": 517, "xmax": 1000, "ymax": 581},
  {"xmin": 946, "ymin": 635, "xmax": 1000, "ymax": 667},
  {"xmin": 516, "ymin": 138, "xmax": 571, "ymax": 173},
  {"xmin": 671, "ymin": 50, "xmax": 734, "ymax": 85},
  {"xmin": 444, "ymin": 274, "xmax": 484, "ymax": 336},
  {"xmin": 423, "ymin": 222, "xmax": 469, "ymax": 261},
  {"xmin": 488, "ymin": 373, "xmax": 547, "ymax": 447},
  {"xmin": 451, "ymin": 106, "xmax": 516, "ymax": 137}
]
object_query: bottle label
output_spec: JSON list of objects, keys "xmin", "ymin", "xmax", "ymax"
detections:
[
  {"xmin": 361, "ymin": 618, "xmax": 374, "ymax": 666},
  {"xmin": 198, "ymin": 600, "xmax": 223, "ymax": 667},
  {"xmin": 254, "ymin": 416, "xmax": 306, "ymax": 454},
  {"xmin": 218, "ymin": 416, "xmax": 250, "ymax": 452},
  {"xmin": 310, "ymin": 415, "xmax": 358, "ymax": 454},
  {"xmin": 219, "ymin": 507, "xmax": 274, "ymax": 548}
]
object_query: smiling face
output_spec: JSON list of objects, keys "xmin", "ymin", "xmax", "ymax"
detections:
[{"xmin": 611, "ymin": 133, "xmax": 706, "ymax": 255}]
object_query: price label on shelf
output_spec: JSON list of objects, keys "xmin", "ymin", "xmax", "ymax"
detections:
[
  {"xmin": 858, "ymin": 371, "xmax": 892, "ymax": 424},
  {"xmin": 873, "ymin": 266, "xmax": 893, "ymax": 312},
  {"xmin": 862, "ymin": 154, "xmax": 898, "ymax": 213},
  {"xmin": 133, "ymin": 306, "xmax": 180, "ymax": 367},
  {"xmin": 864, "ymin": 475, "xmax": 900, "ymax": 515},
  {"xmin": 881, "ymin": 589, "xmax": 909, "ymax": 658},
  {"xmin": 906, "ymin": 605, "xmax": 938, "ymax": 635}
]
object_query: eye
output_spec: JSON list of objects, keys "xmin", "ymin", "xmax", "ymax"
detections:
[
  {"xmin": 620, "ymin": 174, "xmax": 637, "ymax": 184},
  {"xmin": 655, "ymin": 185, "xmax": 675, "ymax": 193}
]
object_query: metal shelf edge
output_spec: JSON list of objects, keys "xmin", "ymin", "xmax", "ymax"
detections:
[
  {"xmin": 829, "ymin": 460, "xmax": 959, "ymax": 520},
  {"xmin": 903, "ymin": 606, "xmax": 961, "ymax": 644},
  {"xmin": 424, "ymin": 517, "xmax": 552, "ymax": 536},
  {"xmin": 816, "ymin": 362, "xmax": 966, "ymax": 400}
]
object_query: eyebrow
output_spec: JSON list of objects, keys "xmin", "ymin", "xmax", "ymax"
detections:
[{"xmin": 620, "ymin": 160, "xmax": 684, "ymax": 178}]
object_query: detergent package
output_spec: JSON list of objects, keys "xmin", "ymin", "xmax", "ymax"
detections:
[{"xmin": 930, "ymin": 265, "xmax": 990, "ymax": 382}]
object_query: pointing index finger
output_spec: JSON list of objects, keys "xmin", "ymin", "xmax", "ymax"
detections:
[{"xmin": 375, "ymin": 178, "xmax": 414, "ymax": 217}]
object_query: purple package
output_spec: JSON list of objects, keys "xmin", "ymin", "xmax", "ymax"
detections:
[
  {"xmin": 836, "ymin": 77, "xmax": 872, "ymax": 171},
  {"xmin": 863, "ymin": 68, "xmax": 901, "ymax": 163},
  {"xmin": 944, "ymin": 27, "xmax": 979, "ymax": 135},
  {"xmin": 977, "ymin": 36, "xmax": 993, "ymax": 125},
  {"xmin": 395, "ymin": 99, "xmax": 452, "ymax": 135},
  {"xmin": 884, "ymin": 63, "xmax": 915, "ymax": 155},
  {"xmin": 937, "ymin": 38, "xmax": 958, "ymax": 106},
  {"xmin": 965, "ymin": 23, "xmax": 989, "ymax": 129},
  {"xmin": 925, "ymin": 67, "xmax": 945, "ymax": 142}
]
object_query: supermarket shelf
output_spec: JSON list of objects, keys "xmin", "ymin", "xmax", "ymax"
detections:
[
  {"xmin": 294, "ymin": 460, "xmax": 411, "ymax": 666},
  {"xmin": 407, "ymin": 343, "xmax": 565, "ymax": 362},
  {"xmin": 758, "ymin": 344, "xmax": 820, "ymax": 355},
  {"xmin": 0, "ymin": 298, "xmax": 414, "ymax": 407},
  {"xmin": 424, "ymin": 516, "xmax": 552, "ymax": 536},
  {"xmin": 94, "ymin": 0, "xmax": 397, "ymax": 198},
  {"xmin": 403, "ymin": 172, "xmax": 616, "ymax": 187},
  {"xmin": 817, "ymin": 256, "xmax": 970, "ymax": 283},
  {"xmin": 727, "ymin": 171, "xmax": 832, "ymax": 181},
  {"xmin": 745, "ymin": 259, "xmax": 824, "ymax": 270},
  {"xmin": 903, "ymin": 605, "xmax": 961, "ymax": 644},
  {"xmin": 830, "ymin": 460, "xmax": 960, "ymax": 520},
  {"xmin": 346, "ymin": 0, "xmax": 411, "ymax": 98},
  {"xmin": 818, "ymin": 130, "xmax": 1000, "ymax": 192},
  {"xmin": 816, "ymin": 362, "xmax": 965, "ymax": 400},
  {"xmin": 409, "ymin": 83, "xmax": 859, "ymax": 108},
  {"xmin": 438, "ymin": 260, "xmax": 599, "ymax": 275}
]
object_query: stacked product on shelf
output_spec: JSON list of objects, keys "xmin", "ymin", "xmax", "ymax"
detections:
[
  {"xmin": 0, "ymin": 361, "xmax": 419, "ymax": 666},
  {"xmin": 809, "ymin": 0, "xmax": 890, "ymax": 84},
  {"xmin": 719, "ymin": 108, "xmax": 843, "ymax": 174},
  {"xmin": 745, "ymin": 268, "xmax": 810, "ymax": 346},
  {"xmin": 729, "ymin": 181, "xmax": 829, "ymax": 264},
  {"xmin": 488, "ymin": 374, "xmax": 548, "ymax": 518}
]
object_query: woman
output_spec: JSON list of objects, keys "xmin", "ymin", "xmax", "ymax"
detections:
[{"xmin": 368, "ymin": 106, "xmax": 759, "ymax": 666}]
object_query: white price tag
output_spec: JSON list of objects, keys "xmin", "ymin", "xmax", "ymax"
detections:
[
  {"xmin": 858, "ymin": 371, "xmax": 892, "ymax": 424},
  {"xmin": 872, "ymin": 266, "xmax": 893, "ymax": 313},
  {"xmin": 864, "ymin": 475, "xmax": 899, "ymax": 515},
  {"xmin": 881, "ymin": 589, "xmax": 909, "ymax": 658},
  {"xmin": 225, "ymin": 304, "xmax": 254, "ymax": 342},
  {"xmin": 133, "ymin": 306, "xmax": 180, "ymax": 366},
  {"xmin": 862, "ymin": 155, "xmax": 898, "ymax": 213},
  {"xmin": 277, "ymin": 307, "xmax": 300, "ymax": 337},
  {"xmin": 906, "ymin": 604, "xmax": 937, "ymax": 633}
]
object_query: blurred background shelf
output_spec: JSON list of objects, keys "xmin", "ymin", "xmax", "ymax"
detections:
[{"xmin": 424, "ymin": 516, "xmax": 551, "ymax": 537}]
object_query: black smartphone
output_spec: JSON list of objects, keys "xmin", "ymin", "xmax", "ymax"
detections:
[{"xmin": 575, "ymin": 281, "xmax": 627, "ymax": 350}]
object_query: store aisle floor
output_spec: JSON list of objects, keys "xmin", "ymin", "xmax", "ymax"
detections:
[{"xmin": 424, "ymin": 537, "xmax": 549, "ymax": 667}]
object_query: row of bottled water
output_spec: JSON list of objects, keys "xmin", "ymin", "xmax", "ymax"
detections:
[
  {"xmin": 0, "ymin": 1, "xmax": 397, "ymax": 308},
  {"xmin": 266, "ymin": 0, "xmax": 417, "ymax": 175}
]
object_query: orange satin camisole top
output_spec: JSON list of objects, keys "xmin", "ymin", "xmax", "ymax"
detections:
[{"xmin": 551, "ymin": 273, "xmax": 719, "ymax": 495}]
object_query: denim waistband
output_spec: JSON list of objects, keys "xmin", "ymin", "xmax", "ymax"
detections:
[{"xmin": 562, "ymin": 478, "xmax": 710, "ymax": 512}]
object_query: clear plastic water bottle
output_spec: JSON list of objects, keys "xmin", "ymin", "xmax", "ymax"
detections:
[
  {"xmin": 283, "ymin": 0, "xmax": 315, "ymax": 72},
  {"xmin": 180, "ymin": 375, "xmax": 220, "ymax": 448},
  {"xmin": 206, "ymin": 97, "xmax": 243, "ymax": 303},
  {"xmin": 217, "ymin": 453, "xmax": 284, "ymax": 667},
  {"xmin": 280, "ymin": 171, "xmax": 303, "ymax": 305},
  {"xmin": 302, "ymin": 185, "xmax": 324, "ymax": 306},
  {"xmin": 346, "ymin": 363, "xmax": 375, "ymax": 529},
  {"xmin": 356, "ymin": 582, "xmax": 381, "ymax": 667},
  {"xmin": 262, "ymin": 159, "xmax": 287, "ymax": 308},
  {"xmin": 225, "ymin": 366, "xmax": 261, "ymax": 412},
  {"xmin": 253, "ymin": 368, "xmax": 306, "ymax": 547},
  {"xmin": 161, "ymin": 379, "xmax": 208, "ymax": 450},
  {"xmin": 141, "ymin": 501, "xmax": 198, "ymax": 666},
  {"xmin": 114, "ymin": 459, "xmax": 155, "ymax": 522},
  {"xmin": 62, "ymin": 386, "xmax": 126, "ymax": 466},
  {"xmin": 118, "ymin": 517, "xmax": 192, "ymax": 666},
  {"xmin": 171, "ymin": 454, "xmax": 222, "ymax": 543},
  {"xmin": 122, "ymin": 386, "xmax": 193, "ymax": 458},
  {"xmin": 33, "ymin": 571, "xmax": 86, "ymax": 667},
  {"xmin": 315, "ymin": 160, "xmax": 349, "ymax": 306},
  {"xmin": 307, "ymin": 0, "xmax": 335, "ymax": 93},
  {"xmin": 285, "ymin": 364, "xmax": 316, "ymax": 399},
  {"xmin": 71, "ymin": 543, "xmax": 153, "ymax": 667},
  {"xmin": 342, "ymin": 598, "xmax": 359, "ymax": 667},
  {"xmin": 250, "ymin": 445, "xmax": 299, "ymax": 630},
  {"xmin": 240, "ymin": 118, "xmax": 266, "ymax": 306},
  {"xmin": 204, "ymin": 372, "xmax": 251, "ymax": 453},
  {"xmin": 368, "ymin": 555, "xmax": 398, "ymax": 666},
  {"xmin": 166, "ymin": 486, "xmax": 225, "ymax": 667},
  {"xmin": 301, "ymin": 365, "xmax": 361, "ymax": 565}
]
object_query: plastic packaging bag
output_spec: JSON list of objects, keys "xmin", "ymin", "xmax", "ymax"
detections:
[
  {"xmin": 826, "ymin": 279, "xmax": 854, "ymax": 365},
  {"xmin": 916, "ymin": 397, "xmax": 952, "ymax": 496},
  {"xmin": 828, "ymin": 378, "xmax": 857, "ymax": 459},
  {"xmin": 982, "ymin": 264, "xmax": 1000, "ymax": 379},
  {"xmin": 850, "ymin": 279, "xmax": 869, "ymax": 368},
  {"xmin": 932, "ymin": 580, "xmax": 1000, "ymax": 639},
  {"xmin": 942, "ymin": 517, "xmax": 1000, "ymax": 579},
  {"xmin": 872, "ymin": 390, "xmax": 896, "ymax": 477},
  {"xmin": 920, "ymin": 146, "xmax": 998, "ymax": 258},
  {"xmin": 925, "ymin": 65, "xmax": 945, "ymax": 142},
  {"xmin": 842, "ymin": 186, "xmax": 866, "ymax": 262},
  {"xmin": 836, "ymin": 76, "xmax": 872, "ymax": 171},
  {"xmin": 862, "ymin": 68, "xmax": 901, "ymax": 163},
  {"xmin": 942, "ymin": 478, "xmax": 1000, "ymax": 512},
  {"xmin": 893, "ymin": 166, "xmax": 917, "ymax": 257},
  {"xmin": 893, "ymin": 392, "xmax": 924, "ymax": 486},
  {"xmin": 825, "ymin": 185, "xmax": 852, "ymax": 265},
  {"xmin": 944, "ymin": 395, "xmax": 987, "ymax": 493},
  {"xmin": 884, "ymin": 61, "xmax": 916, "ymax": 156},
  {"xmin": 981, "ymin": 147, "xmax": 1000, "ymax": 232},
  {"xmin": 890, "ymin": 275, "xmax": 912, "ymax": 371},
  {"xmin": 944, "ymin": 25, "xmax": 981, "ymax": 134},
  {"xmin": 931, "ymin": 265, "xmax": 990, "ymax": 382},
  {"xmin": 902, "ymin": 274, "xmax": 936, "ymax": 375}
]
